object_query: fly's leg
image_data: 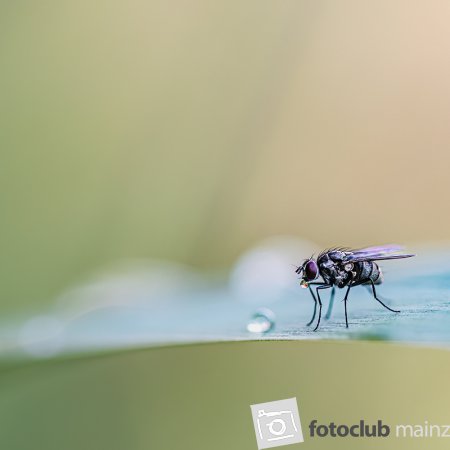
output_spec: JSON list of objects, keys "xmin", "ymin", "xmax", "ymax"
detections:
[
  {"xmin": 343, "ymin": 285, "xmax": 352, "ymax": 328},
  {"xmin": 304, "ymin": 281, "xmax": 326, "ymax": 326},
  {"xmin": 306, "ymin": 286, "xmax": 317, "ymax": 326},
  {"xmin": 314, "ymin": 285, "xmax": 331, "ymax": 331},
  {"xmin": 341, "ymin": 279, "xmax": 368, "ymax": 328},
  {"xmin": 369, "ymin": 280, "xmax": 400, "ymax": 313},
  {"xmin": 364, "ymin": 285, "xmax": 399, "ymax": 311},
  {"xmin": 325, "ymin": 286, "xmax": 335, "ymax": 320}
]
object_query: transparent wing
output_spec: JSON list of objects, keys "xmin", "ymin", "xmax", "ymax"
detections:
[{"xmin": 345, "ymin": 244, "xmax": 415, "ymax": 262}]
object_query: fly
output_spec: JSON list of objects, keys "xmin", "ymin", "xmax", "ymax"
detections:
[{"xmin": 295, "ymin": 245, "xmax": 415, "ymax": 331}]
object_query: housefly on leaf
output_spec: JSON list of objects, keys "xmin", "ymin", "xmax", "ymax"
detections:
[{"xmin": 295, "ymin": 245, "xmax": 415, "ymax": 331}]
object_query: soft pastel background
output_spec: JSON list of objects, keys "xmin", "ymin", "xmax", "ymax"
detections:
[
  {"xmin": 2, "ymin": 2, "xmax": 450, "ymax": 449},
  {"xmin": 2, "ymin": 0, "xmax": 450, "ymax": 315}
]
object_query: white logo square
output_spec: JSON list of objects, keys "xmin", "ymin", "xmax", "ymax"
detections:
[{"xmin": 250, "ymin": 397, "xmax": 304, "ymax": 449}]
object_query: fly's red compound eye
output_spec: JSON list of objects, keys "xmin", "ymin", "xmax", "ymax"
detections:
[{"xmin": 305, "ymin": 260, "xmax": 318, "ymax": 281}]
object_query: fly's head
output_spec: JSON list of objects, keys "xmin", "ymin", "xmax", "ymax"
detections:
[{"xmin": 295, "ymin": 258, "xmax": 319, "ymax": 288}]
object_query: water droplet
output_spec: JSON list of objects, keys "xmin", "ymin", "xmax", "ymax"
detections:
[{"xmin": 246, "ymin": 308, "xmax": 275, "ymax": 333}]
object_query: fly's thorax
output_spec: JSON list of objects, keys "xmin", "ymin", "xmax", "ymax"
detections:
[{"xmin": 318, "ymin": 255, "xmax": 353, "ymax": 287}]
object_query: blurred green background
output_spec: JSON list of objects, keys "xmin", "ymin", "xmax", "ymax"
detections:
[
  {"xmin": 2, "ymin": 3, "xmax": 450, "ymax": 450},
  {"xmin": 1, "ymin": 341, "xmax": 450, "ymax": 450},
  {"xmin": 3, "ymin": 1, "xmax": 450, "ymax": 314}
]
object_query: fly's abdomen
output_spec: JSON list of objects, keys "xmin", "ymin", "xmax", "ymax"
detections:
[
  {"xmin": 372, "ymin": 263, "xmax": 383, "ymax": 284},
  {"xmin": 356, "ymin": 261, "xmax": 383, "ymax": 285}
]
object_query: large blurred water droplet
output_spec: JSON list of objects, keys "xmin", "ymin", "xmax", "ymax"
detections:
[
  {"xmin": 230, "ymin": 236, "xmax": 318, "ymax": 304},
  {"xmin": 246, "ymin": 308, "xmax": 275, "ymax": 333}
]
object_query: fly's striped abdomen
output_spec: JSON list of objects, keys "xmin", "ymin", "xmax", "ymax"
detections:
[
  {"xmin": 372, "ymin": 263, "xmax": 383, "ymax": 285},
  {"xmin": 357, "ymin": 261, "xmax": 383, "ymax": 285}
]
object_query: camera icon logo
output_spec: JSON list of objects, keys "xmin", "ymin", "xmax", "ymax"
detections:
[{"xmin": 250, "ymin": 398, "xmax": 304, "ymax": 449}]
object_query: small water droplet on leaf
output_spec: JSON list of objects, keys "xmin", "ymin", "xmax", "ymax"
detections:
[{"xmin": 246, "ymin": 308, "xmax": 275, "ymax": 333}]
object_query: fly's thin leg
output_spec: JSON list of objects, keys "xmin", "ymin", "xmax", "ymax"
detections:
[
  {"xmin": 341, "ymin": 279, "xmax": 368, "ymax": 328},
  {"xmin": 343, "ymin": 285, "xmax": 352, "ymax": 328},
  {"xmin": 306, "ymin": 286, "xmax": 318, "ymax": 326},
  {"xmin": 325, "ymin": 286, "xmax": 335, "ymax": 320},
  {"xmin": 314, "ymin": 285, "xmax": 331, "ymax": 331},
  {"xmin": 369, "ymin": 280, "xmax": 400, "ymax": 313},
  {"xmin": 314, "ymin": 288, "xmax": 323, "ymax": 332},
  {"xmin": 305, "ymin": 280, "xmax": 327, "ymax": 326},
  {"xmin": 365, "ymin": 284, "xmax": 398, "ymax": 309}
]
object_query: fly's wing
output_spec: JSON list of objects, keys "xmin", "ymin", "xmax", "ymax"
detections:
[{"xmin": 344, "ymin": 244, "xmax": 415, "ymax": 262}]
